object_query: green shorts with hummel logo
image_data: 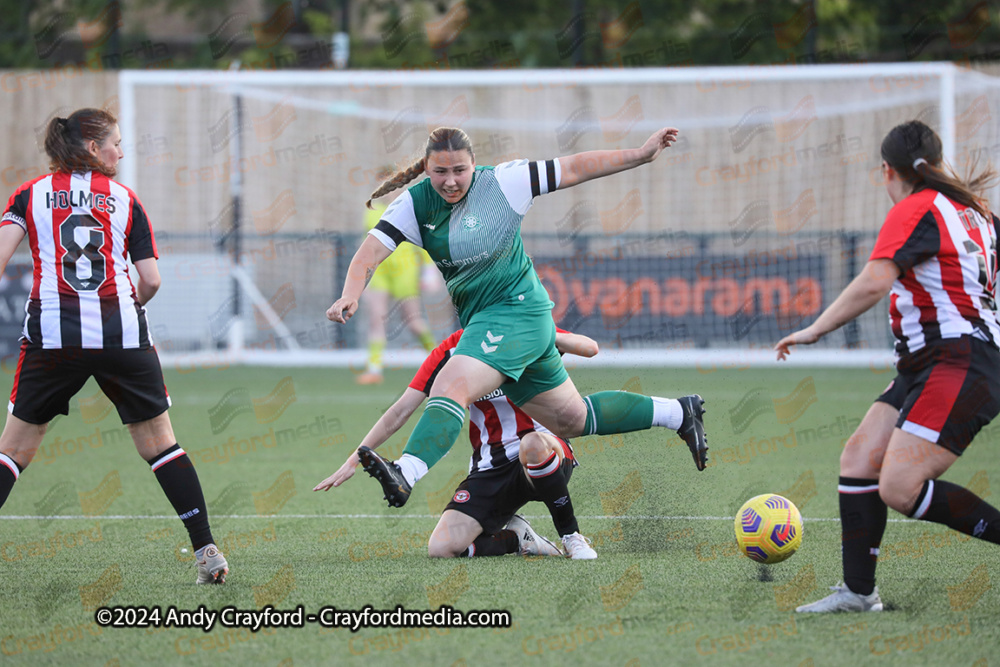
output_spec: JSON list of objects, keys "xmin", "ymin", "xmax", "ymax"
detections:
[{"xmin": 452, "ymin": 306, "xmax": 568, "ymax": 406}]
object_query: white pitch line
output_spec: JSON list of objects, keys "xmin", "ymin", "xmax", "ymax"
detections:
[{"xmin": 0, "ymin": 514, "xmax": 852, "ymax": 521}]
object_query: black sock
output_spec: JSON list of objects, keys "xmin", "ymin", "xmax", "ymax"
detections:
[
  {"xmin": 526, "ymin": 453, "xmax": 579, "ymax": 537},
  {"xmin": 910, "ymin": 479, "xmax": 1000, "ymax": 543},
  {"xmin": 149, "ymin": 445, "xmax": 215, "ymax": 551},
  {"xmin": 465, "ymin": 530, "xmax": 519, "ymax": 557},
  {"xmin": 0, "ymin": 453, "xmax": 22, "ymax": 508},
  {"xmin": 839, "ymin": 477, "xmax": 886, "ymax": 596}
]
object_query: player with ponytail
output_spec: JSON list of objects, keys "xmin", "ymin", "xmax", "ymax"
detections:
[
  {"xmin": 324, "ymin": 125, "xmax": 710, "ymax": 510},
  {"xmin": 0, "ymin": 108, "xmax": 229, "ymax": 584},
  {"xmin": 778, "ymin": 120, "xmax": 1000, "ymax": 612}
]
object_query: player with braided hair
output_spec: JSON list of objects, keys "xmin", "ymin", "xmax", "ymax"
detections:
[
  {"xmin": 327, "ymin": 126, "xmax": 709, "ymax": 508},
  {"xmin": 366, "ymin": 160, "xmax": 429, "ymax": 209}
]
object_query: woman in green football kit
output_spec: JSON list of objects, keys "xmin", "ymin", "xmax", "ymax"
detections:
[{"xmin": 327, "ymin": 126, "xmax": 708, "ymax": 507}]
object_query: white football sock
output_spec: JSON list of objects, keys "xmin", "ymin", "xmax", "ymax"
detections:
[
  {"xmin": 651, "ymin": 397, "xmax": 683, "ymax": 430},
  {"xmin": 396, "ymin": 453, "xmax": 428, "ymax": 487}
]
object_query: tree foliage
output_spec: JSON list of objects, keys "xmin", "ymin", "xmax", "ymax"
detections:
[{"xmin": 0, "ymin": 0, "xmax": 997, "ymax": 69}]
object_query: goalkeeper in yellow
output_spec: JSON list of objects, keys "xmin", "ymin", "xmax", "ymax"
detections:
[
  {"xmin": 327, "ymin": 126, "xmax": 709, "ymax": 507},
  {"xmin": 356, "ymin": 172, "xmax": 438, "ymax": 385}
]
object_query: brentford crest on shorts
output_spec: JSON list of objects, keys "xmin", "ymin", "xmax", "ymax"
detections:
[
  {"xmin": 453, "ymin": 490, "xmax": 470, "ymax": 503},
  {"xmin": 1, "ymin": 171, "xmax": 158, "ymax": 349}
]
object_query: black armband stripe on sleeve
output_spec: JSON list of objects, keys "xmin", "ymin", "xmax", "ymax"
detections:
[
  {"xmin": 528, "ymin": 161, "xmax": 541, "ymax": 198},
  {"xmin": 545, "ymin": 159, "xmax": 557, "ymax": 193},
  {"xmin": 374, "ymin": 219, "xmax": 406, "ymax": 246}
]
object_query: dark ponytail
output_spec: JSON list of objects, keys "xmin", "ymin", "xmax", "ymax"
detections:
[
  {"xmin": 43, "ymin": 108, "xmax": 118, "ymax": 177},
  {"xmin": 881, "ymin": 120, "xmax": 997, "ymax": 218}
]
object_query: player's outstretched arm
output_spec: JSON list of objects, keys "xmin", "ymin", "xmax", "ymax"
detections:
[
  {"xmin": 313, "ymin": 387, "xmax": 426, "ymax": 491},
  {"xmin": 557, "ymin": 127, "xmax": 679, "ymax": 190},
  {"xmin": 775, "ymin": 258, "xmax": 898, "ymax": 361},
  {"xmin": 326, "ymin": 235, "xmax": 393, "ymax": 324},
  {"xmin": 555, "ymin": 331, "xmax": 599, "ymax": 358}
]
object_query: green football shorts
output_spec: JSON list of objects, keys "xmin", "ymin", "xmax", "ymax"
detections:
[{"xmin": 452, "ymin": 306, "xmax": 568, "ymax": 406}]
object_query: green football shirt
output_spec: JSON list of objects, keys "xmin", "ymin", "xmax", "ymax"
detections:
[{"xmin": 370, "ymin": 159, "xmax": 561, "ymax": 327}]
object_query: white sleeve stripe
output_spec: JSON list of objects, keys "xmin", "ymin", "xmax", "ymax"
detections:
[
  {"xmin": 1, "ymin": 212, "xmax": 27, "ymax": 232},
  {"xmin": 379, "ymin": 190, "xmax": 422, "ymax": 247},
  {"xmin": 529, "ymin": 159, "xmax": 561, "ymax": 196},
  {"xmin": 495, "ymin": 159, "xmax": 547, "ymax": 215},
  {"xmin": 367, "ymin": 228, "xmax": 397, "ymax": 252}
]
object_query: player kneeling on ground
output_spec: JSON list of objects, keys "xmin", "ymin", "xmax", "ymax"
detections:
[{"xmin": 315, "ymin": 328, "xmax": 599, "ymax": 559}]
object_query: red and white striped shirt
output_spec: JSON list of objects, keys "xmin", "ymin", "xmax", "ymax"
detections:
[
  {"xmin": 870, "ymin": 189, "xmax": 1000, "ymax": 356},
  {"xmin": 1, "ymin": 171, "xmax": 158, "ymax": 349},
  {"xmin": 409, "ymin": 329, "xmax": 573, "ymax": 473}
]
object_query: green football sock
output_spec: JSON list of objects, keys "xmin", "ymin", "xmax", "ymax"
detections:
[
  {"xmin": 418, "ymin": 331, "xmax": 436, "ymax": 351},
  {"xmin": 401, "ymin": 396, "xmax": 465, "ymax": 468},
  {"xmin": 582, "ymin": 391, "xmax": 654, "ymax": 436}
]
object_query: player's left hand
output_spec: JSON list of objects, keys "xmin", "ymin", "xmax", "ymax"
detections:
[
  {"xmin": 774, "ymin": 328, "xmax": 821, "ymax": 361},
  {"xmin": 326, "ymin": 297, "xmax": 358, "ymax": 323},
  {"xmin": 313, "ymin": 451, "xmax": 361, "ymax": 491},
  {"xmin": 640, "ymin": 127, "xmax": 680, "ymax": 163}
]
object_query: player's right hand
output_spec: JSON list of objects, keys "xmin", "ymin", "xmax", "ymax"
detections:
[
  {"xmin": 313, "ymin": 452, "xmax": 361, "ymax": 491},
  {"xmin": 326, "ymin": 297, "xmax": 358, "ymax": 323},
  {"xmin": 774, "ymin": 327, "xmax": 821, "ymax": 361}
]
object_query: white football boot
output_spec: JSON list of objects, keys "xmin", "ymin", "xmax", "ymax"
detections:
[
  {"xmin": 796, "ymin": 582, "xmax": 883, "ymax": 613},
  {"xmin": 505, "ymin": 515, "xmax": 563, "ymax": 556},
  {"xmin": 561, "ymin": 532, "xmax": 598, "ymax": 560},
  {"xmin": 195, "ymin": 544, "xmax": 229, "ymax": 584}
]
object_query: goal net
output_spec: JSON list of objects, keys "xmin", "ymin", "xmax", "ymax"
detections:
[{"xmin": 117, "ymin": 63, "xmax": 1000, "ymax": 368}]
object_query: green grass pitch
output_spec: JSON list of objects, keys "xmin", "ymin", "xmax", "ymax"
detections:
[{"xmin": 1, "ymin": 365, "xmax": 998, "ymax": 666}]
